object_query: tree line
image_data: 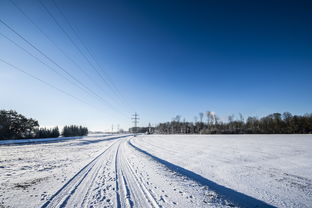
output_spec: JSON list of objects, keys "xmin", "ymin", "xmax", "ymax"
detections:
[
  {"xmin": 0, "ymin": 110, "xmax": 88, "ymax": 140},
  {"xmin": 35, "ymin": 127, "xmax": 60, "ymax": 138},
  {"xmin": 132, "ymin": 112, "xmax": 312, "ymax": 134},
  {"xmin": 62, "ymin": 125, "xmax": 88, "ymax": 137}
]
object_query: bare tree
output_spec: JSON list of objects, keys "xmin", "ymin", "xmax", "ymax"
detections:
[
  {"xmin": 152, "ymin": 112, "xmax": 312, "ymax": 134},
  {"xmin": 199, "ymin": 112, "xmax": 204, "ymax": 123},
  {"xmin": 214, "ymin": 114, "xmax": 219, "ymax": 125},
  {"xmin": 206, "ymin": 111, "xmax": 212, "ymax": 124},
  {"xmin": 239, "ymin": 113, "xmax": 244, "ymax": 122},
  {"xmin": 228, "ymin": 114, "xmax": 234, "ymax": 123},
  {"xmin": 228, "ymin": 114, "xmax": 234, "ymax": 131},
  {"xmin": 173, "ymin": 115, "xmax": 181, "ymax": 122}
]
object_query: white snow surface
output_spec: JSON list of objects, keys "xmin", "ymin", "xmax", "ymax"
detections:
[
  {"xmin": 0, "ymin": 134, "xmax": 311, "ymax": 208},
  {"xmin": 132, "ymin": 134, "xmax": 312, "ymax": 208},
  {"xmin": 0, "ymin": 134, "xmax": 122, "ymax": 207},
  {"xmin": 0, "ymin": 134, "xmax": 111, "ymax": 145}
]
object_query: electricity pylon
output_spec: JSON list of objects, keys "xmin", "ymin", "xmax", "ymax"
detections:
[{"xmin": 132, "ymin": 113, "xmax": 139, "ymax": 135}]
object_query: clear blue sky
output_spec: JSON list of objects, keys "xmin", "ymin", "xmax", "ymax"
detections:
[{"xmin": 0, "ymin": 0, "xmax": 311, "ymax": 131}]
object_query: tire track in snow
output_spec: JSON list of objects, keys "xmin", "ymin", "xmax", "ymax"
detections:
[
  {"xmin": 123, "ymin": 152, "xmax": 160, "ymax": 208},
  {"xmin": 114, "ymin": 143, "xmax": 122, "ymax": 208},
  {"xmin": 40, "ymin": 138, "xmax": 121, "ymax": 208},
  {"xmin": 116, "ymin": 140, "xmax": 160, "ymax": 208},
  {"xmin": 40, "ymin": 136, "xmax": 162, "ymax": 208}
]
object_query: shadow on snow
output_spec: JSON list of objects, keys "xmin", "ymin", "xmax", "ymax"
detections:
[{"xmin": 128, "ymin": 139, "xmax": 276, "ymax": 208}]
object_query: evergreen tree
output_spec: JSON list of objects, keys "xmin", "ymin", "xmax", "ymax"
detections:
[
  {"xmin": 62, "ymin": 125, "xmax": 88, "ymax": 137},
  {"xmin": 0, "ymin": 110, "xmax": 39, "ymax": 140}
]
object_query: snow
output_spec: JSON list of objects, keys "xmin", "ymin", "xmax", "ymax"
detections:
[
  {"xmin": 1, "ymin": 134, "xmax": 311, "ymax": 207},
  {"xmin": 131, "ymin": 134, "xmax": 312, "ymax": 208},
  {"xmin": 0, "ymin": 134, "xmax": 123, "ymax": 207},
  {"xmin": 0, "ymin": 133, "xmax": 111, "ymax": 145}
]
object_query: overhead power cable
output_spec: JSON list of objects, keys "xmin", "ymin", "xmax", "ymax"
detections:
[
  {"xmin": 0, "ymin": 18, "xmax": 114, "ymax": 110},
  {"xmin": 0, "ymin": 57, "xmax": 91, "ymax": 107},
  {"xmin": 9, "ymin": 0, "xmax": 123, "ymax": 108},
  {"xmin": 8, "ymin": 0, "xmax": 112, "ymax": 99},
  {"xmin": 46, "ymin": 0, "xmax": 134, "ymax": 110},
  {"xmin": 0, "ymin": 31, "xmax": 115, "ymax": 111},
  {"xmin": 0, "ymin": 31, "xmax": 90, "ymax": 95},
  {"xmin": 51, "ymin": 0, "xmax": 126, "ymax": 102},
  {"xmin": 38, "ymin": 0, "xmax": 112, "ymax": 92},
  {"xmin": 0, "ymin": 55, "xmax": 128, "ymax": 118}
]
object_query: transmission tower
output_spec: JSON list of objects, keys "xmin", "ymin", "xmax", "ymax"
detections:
[{"xmin": 132, "ymin": 113, "xmax": 139, "ymax": 135}]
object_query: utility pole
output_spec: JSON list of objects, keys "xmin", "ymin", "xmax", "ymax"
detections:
[{"xmin": 132, "ymin": 113, "xmax": 139, "ymax": 135}]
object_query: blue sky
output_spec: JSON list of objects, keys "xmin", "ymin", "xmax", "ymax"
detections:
[{"xmin": 0, "ymin": 0, "xmax": 311, "ymax": 131}]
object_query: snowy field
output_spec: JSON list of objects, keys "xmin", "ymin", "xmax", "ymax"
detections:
[
  {"xmin": 0, "ymin": 134, "xmax": 311, "ymax": 207},
  {"xmin": 132, "ymin": 134, "xmax": 312, "ymax": 208}
]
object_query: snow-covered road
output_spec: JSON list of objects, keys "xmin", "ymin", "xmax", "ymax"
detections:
[{"xmin": 2, "ymin": 134, "xmax": 309, "ymax": 207}]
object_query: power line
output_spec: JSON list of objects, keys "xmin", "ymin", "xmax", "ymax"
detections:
[
  {"xmin": 38, "ymin": 0, "xmax": 116, "ymax": 99},
  {"xmin": 50, "ymin": 0, "xmax": 134, "ymax": 110},
  {"xmin": 0, "ymin": 31, "xmax": 114, "ymax": 110},
  {"xmin": 0, "ymin": 17, "xmax": 115, "ymax": 110},
  {"xmin": 0, "ymin": 32, "xmax": 91, "ymax": 95},
  {"xmin": 0, "ymin": 57, "xmax": 130, "ymax": 119},
  {"xmin": 0, "ymin": 57, "xmax": 92, "ymax": 107},
  {"xmin": 52, "ymin": 0, "xmax": 120, "ymax": 92},
  {"xmin": 8, "ymin": 0, "xmax": 112, "ymax": 100},
  {"xmin": 1, "ymin": 2, "xmax": 130, "ymax": 118},
  {"xmin": 38, "ymin": 0, "xmax": 132, "ymax": 116}
]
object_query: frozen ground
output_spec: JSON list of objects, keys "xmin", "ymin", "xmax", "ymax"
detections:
[
  {"xmin": 132, "ymin": 134, "xmax": 312, "ymax": 208},
  {"xmin": 0, "ymin": 134, "xmax": 122, "ymax": 208},
  {"xmin": 0, "ymin": 134, "xmax": 311, "ymax": 207}
]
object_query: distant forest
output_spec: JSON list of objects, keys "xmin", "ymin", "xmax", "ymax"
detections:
[
  {"xmin": 130, "ymin": 112, "xmax": 312, "ymax": 134},
  {"xmin": 0, "ymin": 110, "xmax": 88, "ymax": 140}
]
